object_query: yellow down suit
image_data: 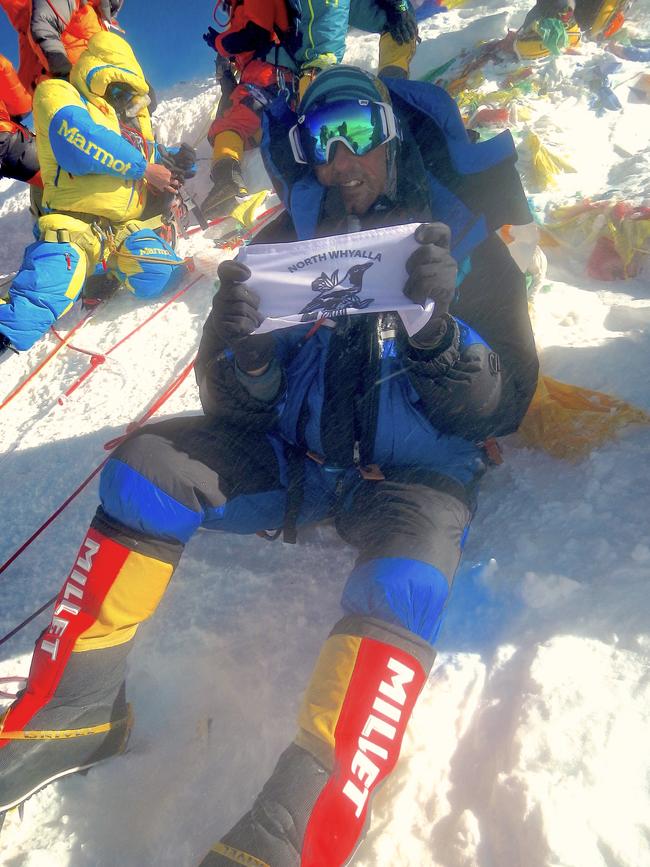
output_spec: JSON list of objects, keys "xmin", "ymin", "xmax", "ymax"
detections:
[{"xmin": 0, "ymin": 31, "xmax": 183, "ymax": 352}]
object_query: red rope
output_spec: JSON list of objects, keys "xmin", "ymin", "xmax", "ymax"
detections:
[
  {"xmin": 0, "ymin": 461, "xmax": 108, "ymax": 578},
  {"xmin": 0, "ymin": 307, "xmax": 98, "ymax": 411},
  {"xmin": 55, "ymin": 207, "xmax": 282, "ymax": 404},
  {"xmin": 103, "ymin": 358, "xmax": 195, "ymax": 451},
  {"xmin": 240, "ymin": 204, "xmax": 284, "ymax": 240},
  {"xmin": 186, "ymin": 213, "xmax": 229, "ymax": 237},
  {"xmin": 60, "ymin": 274, "xmax": 205, "ymax": 402},
  {"xmin": 0, "ymin": 207, "xmax": 281, "ymax": 413},
  {"xmin": 0, "ymin": 206, "xmax": 283, "ymax": 638},
  {"xmin": 0, "ymin": 598, "xmax": 56, "ymax": 649},
  {"xmin": 0, "ymin": 358, "xmax": 197, "ymax": 586}
]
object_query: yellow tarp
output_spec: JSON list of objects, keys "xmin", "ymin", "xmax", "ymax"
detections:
[
  {"xmin": 518, "ymin": 374, "xmax": 650, "ymax": 459},
  {"xmin": 230, "ymin": 189, "xmax": 271, "ymax": 229}
]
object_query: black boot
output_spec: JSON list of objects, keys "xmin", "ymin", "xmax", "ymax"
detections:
[
  {"xmin": 0, "ymin": 333, "xmax": 12, "ymax": 359},
  {"xmin": 199, "ymin": 744, "xmax": 328, "ymax": 866},
  {"xmin": 0, "ymin": 644, "xmax": 132, "ymax": 812},
  {"xmin": 82, "ymin": 272, "xmax": 121, "ymax": 306},
  {"xmin": 201, "ymin": 157, "xmax": 247, "ymax": 221}
]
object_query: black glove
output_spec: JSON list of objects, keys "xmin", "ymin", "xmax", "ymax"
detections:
[
  {"xmin": 213, "ymin": 260, "xmax": 275, "ymax": 371},
  {"xmin": 379, "ymin": 0, "xmax": 418, "ymax": 44},
  {"xmin": 157, "ymin": 143, "xmax": 197, "ymax": 180},
  {"xmin": 418, "ymin": 341, "xmax": 502, "ymax": 435},
  {"xmin": 215, "ymin": 56, "xmax": 238, "ymax": 107},
  {"xmin": 404, "ymin": 222, "xmax": 458, "ymax": 347},
  {"xmin": 203, "ymin": 26, "xmax": 220, "ymax": 51},
  {"xmin": 47, "ymin": 52, "xmax": 72, "ymax": 79}
]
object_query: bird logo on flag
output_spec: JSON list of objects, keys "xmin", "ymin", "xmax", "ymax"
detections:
[{"xmin": 299, "ymin": 262, "xmax": 375, "ymax": 321}]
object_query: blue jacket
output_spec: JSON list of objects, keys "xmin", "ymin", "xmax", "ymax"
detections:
[{"xmin": 196, "ymin": 79, "xmax": 538, "ymax": 488}]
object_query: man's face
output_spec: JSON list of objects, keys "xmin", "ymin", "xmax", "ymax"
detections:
[{"xmin": 315, "ymin": 142, "xmax": 388, "ymax": 216}]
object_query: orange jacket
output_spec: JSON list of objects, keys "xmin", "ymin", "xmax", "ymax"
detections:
[
  {"xmin": 56, "ymin": 1, "xmax": 109, "ymax": 67},
  {"xmin": 0, "ymin": 0, "xmax": 45, "ymax": 95},
  {"xmin": 0, "ymin": 0, "xmax": 116, "ymax": 93},
  {"xmin": 0, "ymin": 53, "xmax": 32, "ymax": 127}
]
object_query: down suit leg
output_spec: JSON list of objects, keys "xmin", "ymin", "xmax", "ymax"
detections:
[
  {"xmin": 0, "ymin": 418, "xmax": 472, "ymax": 867},
  {"xmin": 202, "ymin": 470, "xmax": 471, "ymax": 866},
  {"xmin": 0, "ymin": 417, "xmax": 289, "ymax": 811},
  {"xmin": 0, "ymin": 213, "xmax": 183, "ymax": 351}
]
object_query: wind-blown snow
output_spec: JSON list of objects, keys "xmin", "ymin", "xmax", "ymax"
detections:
[{"xmin": 1, "ymin": 2, "xmax": 649, "ymax": 865}]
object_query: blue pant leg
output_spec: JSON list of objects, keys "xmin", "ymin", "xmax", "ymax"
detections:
[
  {"xmin": 0, "ymin": 239, "xmax": 86, "ymax": 351},
  {"xmin": 338, "ymin": 475, "xmax": 474, "ymax": 645},
  {"xmin": 98, "ymin": 418, "xmax": 297, "ymax": 545}
]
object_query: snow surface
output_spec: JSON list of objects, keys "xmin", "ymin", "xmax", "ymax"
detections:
[{"xmin": 2, "ymin": 1, "xmax": 650, "ymax": 864}]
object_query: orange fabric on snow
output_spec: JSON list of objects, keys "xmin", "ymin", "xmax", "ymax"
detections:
[{"xmin": 518, "ymin": 374, "xmax": 650, "ymax": 460}]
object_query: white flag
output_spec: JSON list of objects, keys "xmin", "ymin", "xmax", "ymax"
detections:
[{"xmin": 238, "ymin": 222, "xmax": 434, "ymax": 336}]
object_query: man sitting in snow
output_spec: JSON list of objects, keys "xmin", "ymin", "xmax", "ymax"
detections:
[
  {"xmin": 0, "ymin": 30, "xmax": 193, "ymax": 358},
  {"xmin": 0, "ymin": 66, "xmax": 538, "ymax": 865}
]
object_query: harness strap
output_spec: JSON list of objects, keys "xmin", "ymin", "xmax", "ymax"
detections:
[{"xmin": 283, "ymin": 445, "xmax": 305, "ymax": 544}]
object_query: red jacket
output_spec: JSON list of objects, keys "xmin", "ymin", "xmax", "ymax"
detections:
[{"xmin": 214, "ymin": 0, "xmax": 290, "ymax": 73}]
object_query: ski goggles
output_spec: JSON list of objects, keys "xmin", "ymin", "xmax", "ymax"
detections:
[
  {"xmin": 289, "ymin": 98, "xmax": 399, "ymax": 166},
  {"xmin": 105, "ymin": 83, "xmax": 151, "ymax": 118}
]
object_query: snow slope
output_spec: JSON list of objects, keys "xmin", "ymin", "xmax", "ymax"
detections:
[{"xmin": 1, "ymin": 2, "xmax": 650, "ymax": 865}]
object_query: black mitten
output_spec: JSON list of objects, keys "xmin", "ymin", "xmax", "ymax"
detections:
[
  {"xmin": 203, "ymin": 26, "xmax": 220, "ymax": 50},
  {"xmin": 213, "ymin": 260, "xmax": 274, "ymax": 371},
  {"xmin": 404, "ymin": 223, "xmax": 458, "ymax": 349}
]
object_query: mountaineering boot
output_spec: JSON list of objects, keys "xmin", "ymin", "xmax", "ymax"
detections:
[
  {"xmin": 201, "ymin": 130, "xmax": 247, "ymax": 221},
  {"xmin": 575, "ymin": 0, "xmax": 630, "ymax": 39},
  {"xmin": 82, "ymin": 271, "xmax": 121, "ymax": 306},
  {"xmin": 199, "ymin": 617, "xmax": 434, "ymax": 867},
  {"xmin": 201, "ymin": 157, "xmax": 248, "ymax": 221},
  {"xmin": 515, "ymin": 0, "xmax": 581, "ymax": 59},
  {"xmin": 0, "ymin": 662, "xmax": 132, "ymax": 812},
  {"xmin": 378, "ymin": 30, "xmax": 416, "ymax": 80},
  {"xmin": 0, "ymin": 515, "xmax": 178, "ymax": 811}
]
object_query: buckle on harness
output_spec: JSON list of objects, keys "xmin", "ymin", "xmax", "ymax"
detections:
[{"xmin": 358, "ymin": 463, "xmax": 385, "ymax": 481}]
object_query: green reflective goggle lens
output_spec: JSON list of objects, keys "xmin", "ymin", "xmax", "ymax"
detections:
[{"xmin": 289, "ymin": 99, "xmax": 398, "ymax": 166}]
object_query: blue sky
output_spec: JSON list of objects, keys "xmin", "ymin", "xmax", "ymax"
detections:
[{"xmin": 0, "ymin": 0, "xmax": 218, "ymax": 91}]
